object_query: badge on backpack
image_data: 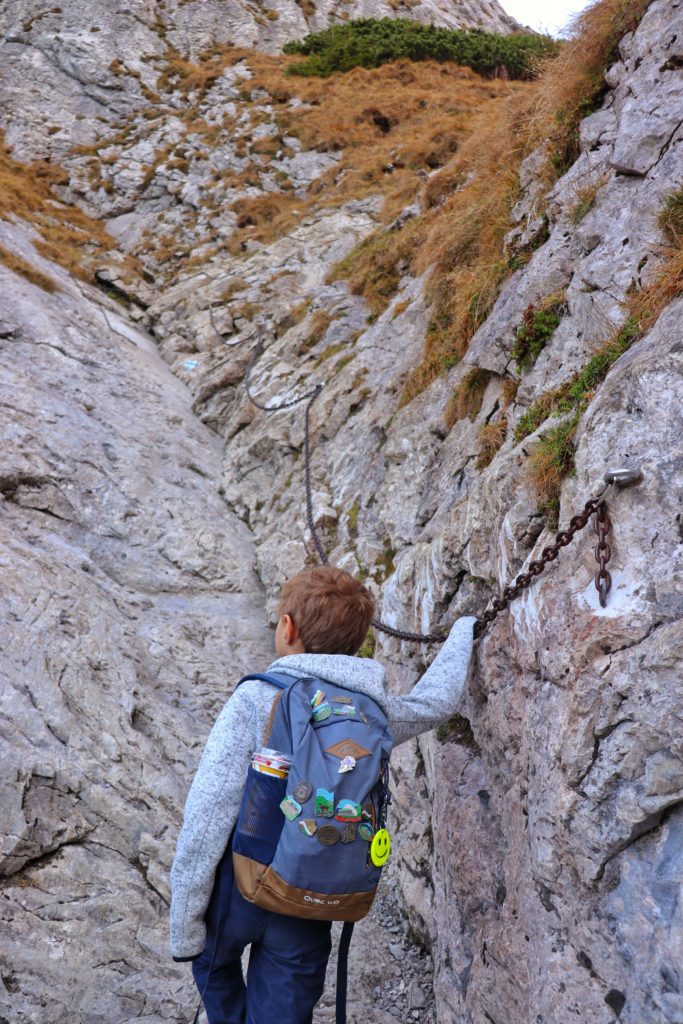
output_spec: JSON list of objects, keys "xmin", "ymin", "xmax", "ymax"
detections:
[
  {"xmin": 280, "ymin": 796, "xmax": 302, "ymax": 821},
  {"xmin": 341, "ymin": 823, "xmax": 357, "ymax": 843},
  {"xmin": 317, "ymin": 825, "xmax": 340, "ymax": 846},
  {"xmin": 335, "ymin": 799, "xmax": 362, "ymax": 822},
  {"xmin": 312, "ymin": 702, "xmax": 332, "ymax": 722},
  {"xmin": 292, "ymin": 780, "xmax": 313, "ymax": 803},
  {"xmin": 315, "ymin": 789, "xmax": 334, "ymax": 817},
  {"xmin": 358, "ymin": 822, "xmax": 374, "ymax": 841}
]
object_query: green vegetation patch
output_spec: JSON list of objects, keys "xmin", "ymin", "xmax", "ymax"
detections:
[
  {"xmin": 511, "ymin": 295, "xmax": 566, "ymax": 372},
  {"xmin": 514, "ymin": 314, "xmax": 640, "ymax": 444},
  {"xmin": 516, "ymin": 314, "xmax": 642, "ymax": 523},
  {"xmin": 284, "ymin": 19, "xmax": 557, "ymax": 80},
  {"xmin": 357, "ymin": 628, "xmax": 376, "ymax": 659}
]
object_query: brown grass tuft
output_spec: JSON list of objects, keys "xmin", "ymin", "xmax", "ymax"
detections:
[
  {"xmin": 0, "ymin": 243, "xmax": 59, "ymax": 292},
  {"xmin": 476, "ymin": 416, "xmax": 508, "ymax": 468},
  {"xmin": 444, "ymin": 367, "xmax": 491, "ymax": 429},
  {"xmin": 0, "ymin": 134, "xmax": 139, "ymax": 285},
  {"xmin": 387, "ymin": 0, "xmax": 651, "ymax": 402}
]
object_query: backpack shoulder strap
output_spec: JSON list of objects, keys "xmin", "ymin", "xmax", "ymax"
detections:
[
  {"xmin": 236, "ymin": 672, "xmax": 296, "ymax": 691},
  {"xmin": 236, "ymin": 672, "xmax": 300, "ymax": 747}
]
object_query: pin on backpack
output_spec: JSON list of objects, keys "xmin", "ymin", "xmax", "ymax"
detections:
[{"xmin": 231, "ymin": 672, "xmax": 394, "ymax": 921}]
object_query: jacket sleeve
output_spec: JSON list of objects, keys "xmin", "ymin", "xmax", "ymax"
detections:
[
  {"xmin": 385, "ymin": 616, "xmax": 477, "ymax": 746},
  {"xmin": 169, "ymin": 687, "xmax": 258, "ymax": 960}
]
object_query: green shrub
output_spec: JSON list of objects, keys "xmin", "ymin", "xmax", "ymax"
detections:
[
  {"xmin": 511, "ymin": 299, "xmax": 565, "ymax": 371},
  {"xmin": 514, "ymin": 314, "xmax": 641, "ymax": 444},
  {"xmin": 283, "ymin": 19, "xmax": 557, "ymax": 79}
]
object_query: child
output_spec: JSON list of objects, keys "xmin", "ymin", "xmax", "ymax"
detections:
[{"xmin": 170, "ymin": 565, "xmax": 476, "ymax": 1024}]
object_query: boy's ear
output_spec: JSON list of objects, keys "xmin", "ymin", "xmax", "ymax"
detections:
[{"xmin": 282, "ymin": 613, "xmax": 297, "ymax": 645}]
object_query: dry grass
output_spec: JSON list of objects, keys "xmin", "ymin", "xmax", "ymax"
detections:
[
  {"xmin": 328, "ymin": 222, "xmax": 420, "ymax": 313},
  {"xmin": 228, "ymin": 192, "xmax": 308, "ymax": 251},
  {"xmin": 501, "ymin": 377, "xmax": 518, "ymax": 406},
  {"xmin": 190, "ymin": 48, "xmax": 528, "ymax": 255},
  {"xmin": 378, "ymin": 0, "xmax": 652, "ymax": 402},
  {"xmin": 476, "ymin": 417, "xmax": 508, "ymax": 468},
  {"xmin": 0, "ymin": 135, "xmax": 133, "ymax": 284},
  {"xmin": 658, "ymin": 186, "xmax": 683, "ymax": 246},
  {"xmin": 251, "ymin": 55, "xmax": 522, "ymax": 215},
  {"xmin": 570, "ymin": 170, "xmax": 611, "ymax": 223},
  {"xmin": 299, "ymin": 309, "xmax": 336, "ymax": 351},
  {"xmin": 0, "ymin": 243, "xmax": 59, "ymax": 292},
  {"xmin": 444, "ymin": 367, "xmax": 491, "ymax": 429},
  {"xmin": 119, "ymin": 41, "xmax": 531, "ymax": 269},
  {"xmin": 527, "ymin": 414, "xmax": 578, "ymax": 517}
]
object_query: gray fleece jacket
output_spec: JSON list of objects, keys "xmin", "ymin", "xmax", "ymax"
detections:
[{"xmin": 169, "ymin": 615, "xmax": 477, "ymax": 960}]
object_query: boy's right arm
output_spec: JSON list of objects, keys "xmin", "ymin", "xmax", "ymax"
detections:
[
  {"xmin": 385, "ymin": 615, "xmax": 477, "ymax": 745},
  {"xmin": 169, "ymin": 687, "xmax": 258, "ymax": 961}
]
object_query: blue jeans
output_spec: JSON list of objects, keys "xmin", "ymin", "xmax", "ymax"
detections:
[{"xmin": 192, "ymin": 853, "xmax": 332, "ymax": 1024}]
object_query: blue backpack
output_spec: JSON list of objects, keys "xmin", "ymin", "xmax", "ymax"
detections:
[
  {"xmin": 231, "ymin": 672, "xmax": 394, "ymax": 920},
  {"xmin": 216, "ymin": 671, "xmax": 393, "ymax": 1024}
]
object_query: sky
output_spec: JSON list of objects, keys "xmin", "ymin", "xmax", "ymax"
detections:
[{"xmin": 501, "ymin": 0, "xmax": 594, "ymax": 37}]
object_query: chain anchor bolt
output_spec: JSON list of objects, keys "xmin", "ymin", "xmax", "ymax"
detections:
[{"xmin": 604, "ymin": 466, "xmax": 643, "ymax": 488}]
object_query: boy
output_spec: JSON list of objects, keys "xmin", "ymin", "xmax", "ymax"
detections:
[{"xmin": 170, "ymin": 565, "xmax": 476, "ymax": 1024}]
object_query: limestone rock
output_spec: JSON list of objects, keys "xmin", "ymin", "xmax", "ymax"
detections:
[{"xmin": 0, "ymin": 219, "xmax": 271, "ymax": 1022}]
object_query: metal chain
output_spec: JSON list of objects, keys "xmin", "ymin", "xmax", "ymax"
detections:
[
  {"xmin": 245, "ymin": 342, "xmax": 613, "ymax": 644},
  {"xmin": 244, "ymin": 341, "xmax": 324, "ymax": 412},
  {"xmin": 594, "ymin": 503, "xmax": 612, "ymax": 608},
  {"xmin": 473, "ymin": 497, "xmax": 609, "ymax": 639}
]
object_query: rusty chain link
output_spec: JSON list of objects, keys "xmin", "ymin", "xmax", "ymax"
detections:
[
  {"xmin": 594, "ymin": 502, "xmax": 612, "ymax": 608},
  {"xmin": 244, "ymin": 342, "xmax": 616, "ymax": 645},
  {"xmin": 473, "ymin": 497, "xmax": 611, "ymax": 639}
]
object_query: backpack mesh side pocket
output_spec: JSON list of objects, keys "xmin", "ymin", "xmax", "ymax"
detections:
[{"xmin": 232, "ymin": 767, "xmax": 287, "ymax": 864}]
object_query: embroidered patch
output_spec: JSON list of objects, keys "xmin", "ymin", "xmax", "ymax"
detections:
[{"xmin": 325, "ymin": 739, "xmax": 372, "ymax": 761}]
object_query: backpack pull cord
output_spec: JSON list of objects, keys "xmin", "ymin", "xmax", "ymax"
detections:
[{"xmin": 336, "ymin": 921, "xmax": 355, "ymax": 1024}]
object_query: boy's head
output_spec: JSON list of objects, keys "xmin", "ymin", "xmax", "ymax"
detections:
[{"xmin": 275, "ymin": 566, "xmax": 375, "ymax": 657}]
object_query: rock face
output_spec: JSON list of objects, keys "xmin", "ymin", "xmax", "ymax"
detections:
[
  {"xmin": 0, "ymin": 219, "xmax": 271, "ymax": 1022},
  {"xmin": 1, "ymin": 0, "xmax": 682, "ymax": 1022}
]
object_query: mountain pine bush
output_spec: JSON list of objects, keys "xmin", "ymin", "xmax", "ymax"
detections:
[{"xmin": 283, "ymin": 19, "xmax": 557, "ymax": 79}]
